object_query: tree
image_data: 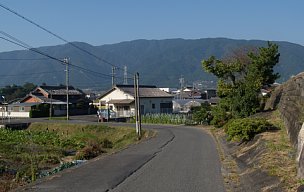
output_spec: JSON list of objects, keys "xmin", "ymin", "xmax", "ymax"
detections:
[
  {"xmin": 202, "ymin": 42, "xmax": 280, "ymax": 122},
  {"xmin": 0, "ymin": 83, "xmax": 37, "ymax": 102},
  {"xmin": 246, "ymin": 42, "xmax": 280, "ymax": 87},
  {"xmin": 192, "ymin": 103, "xmax": 212, "ymax": 124}
]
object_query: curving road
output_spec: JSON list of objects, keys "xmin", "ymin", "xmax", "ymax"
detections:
[{"xmin": 21, "ymin": 124, "xmax": 225, "ymax": 192}]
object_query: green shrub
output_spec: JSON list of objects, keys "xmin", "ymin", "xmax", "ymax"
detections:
[
  {"xmin": 210, "ymin": 104, "xmax": 231, "ymax": 128},
  {"xmin": 225, "ymin": 118, "xmax": 273, "ymax": 142},
  {"xmin": 192, "ymin": 103, "xmax": 212, "ymax": 124},
  {"xmin": 30, "ymin": 104, "xmax": 50, "ymax": 118}
]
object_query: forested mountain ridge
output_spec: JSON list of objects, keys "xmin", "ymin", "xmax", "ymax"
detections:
[{"xmin": 0, "ymin": 38, "xmax": 303, "ymax": 90}]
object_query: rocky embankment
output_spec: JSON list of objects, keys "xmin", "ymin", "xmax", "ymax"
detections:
[
  {"xmin": 215, "ymin": 73, "xmax": 304, "ymax": 191},
  {"xmin": 266, "ymin": 72, "xmax": 304, "ymax": 178}
]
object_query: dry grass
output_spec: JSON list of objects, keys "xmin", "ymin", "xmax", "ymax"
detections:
[
  {"xmin": 259, "ymin": 110, "xmax": 299, "ymax": 191},
  {"xmin": 214, "ymin": 129, "xmax": 241, "ymax": 192},
  {"xmin": 203, "ymin": 109, "xmax": 300, "ymax": 191},
  {"xmin": 0, "ymin": 123, "xmax": 146, "ymax": 192}
]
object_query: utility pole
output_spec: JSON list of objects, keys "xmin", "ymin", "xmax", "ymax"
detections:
[
  {"xmin": 134, "ymin": 74, "xmax": 138, "ymax": 135},
  {"xmin": 136, "ymin": 72, "xmax": 141, "ymax": 138},
  {"xmin": 123, "ymin": 65, "xmax": 128, "ymax": 85},
  {"xmin": 134, "ymin": 72, "xmax": 141, "ymax": 138},
  {"xmin": 112, "ymin": 67, "xmax": 117, "ymax": 87},
  {"xmin": 64, "ymin": 57, "xmax": 69, "ymax": 121},
  {"xmin": 49, "ymin": 92, "xmax": 53, "ymax": 119}
]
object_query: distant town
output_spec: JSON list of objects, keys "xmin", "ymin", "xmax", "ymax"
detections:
[{"xmin": 0, "ymin": 79, "xmax": 218, "ymax": 121}]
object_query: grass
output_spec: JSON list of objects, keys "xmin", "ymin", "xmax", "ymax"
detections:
[
  {"xmin": 0, "ymin": 122, "xmax": 141, "ymax": 192},
  {"xmin": 260, "ymin": 110, "xmax": 298, "ymax": 191},
  {"xmin": 208, "ymin": 110, "xmax": 299, "ymax": 191}
]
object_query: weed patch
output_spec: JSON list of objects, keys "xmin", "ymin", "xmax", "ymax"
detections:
[{"xmin": 0, "ymin": 123, "xmax": 139, "ymax": 191}]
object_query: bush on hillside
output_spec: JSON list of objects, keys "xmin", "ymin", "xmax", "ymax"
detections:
[
  {"xmin": 192, "ymin": 103, "xmax": 212, "ymax": 124},
  {"xmin": 210, "ymin": 104, "xmax": 232, "ymax": 128},
  {"xmin": 225, "ymin": 118, "xmax": 273, "ymax": 142}
]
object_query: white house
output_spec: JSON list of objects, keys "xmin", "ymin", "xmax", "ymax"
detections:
[
  {"xmin": 99, "ymin": 85, "xmax": 174, "ymax": 118},
  {"xmin": 173, "ymin": 99, "xmax": 206, "ymax": 113}
]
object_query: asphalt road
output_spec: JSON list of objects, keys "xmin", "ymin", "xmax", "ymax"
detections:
[{"xmin": 19, "ymin": 121, "xmax": 225, "ymax": 192}]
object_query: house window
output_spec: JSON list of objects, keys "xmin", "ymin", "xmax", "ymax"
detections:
[
  {"xmin": 8, "ymin": 107, "xmax": 13, "ymax": 111},
  {"xmin": 152, "ymin": 103, "xmax": 155, "ymax": 109},
  {"xmin": 19, "ymin": 106, "xmax": 25, "ymax": 112}
]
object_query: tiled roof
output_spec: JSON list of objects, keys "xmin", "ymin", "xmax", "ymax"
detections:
[
  {"xmin": 107, "ymin": 99, "xmax": 134, "ymax": 104},
  {"xmin": 116, "ymin": 85, "xmax": 173, "ymax": 98},
  {"xmin": 31, "ymin": 94, "xmax": 64, "ymax": 103},
  {"xmin": 99, "ymin": 85, "xmax": 174, "ymax": 100}
]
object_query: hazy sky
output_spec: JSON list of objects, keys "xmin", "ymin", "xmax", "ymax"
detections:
[{"xmin": 1, "ymin": 0, "xmax": 303, "ymax": 52}]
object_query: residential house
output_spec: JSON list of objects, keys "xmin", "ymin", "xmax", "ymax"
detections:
[
  {"xmin": 159, "ymin": 88, "xmax": 178, "ymax": 94},
  {"xmin": 174, "ymin": 88, "xmax": 203, "ymax": 100},
  {"xmin": 6, "ymin": 85, "xmax": 91, "ymax": 118},
  {"xmin": 98, "ymin": 85, "xmax": 174, "ymax": 118},
  {"xmin": 6, "ymin": 102, "xmax": 42, "ymax": 118},
  {"xmin": 173, "ymin": 99, "xmax": 207, "ymax": 113}
]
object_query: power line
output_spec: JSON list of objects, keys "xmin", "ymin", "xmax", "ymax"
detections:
[
  {"xmin": 0, "ymin": 32, "xmax": 122, "ymax": 81},
  {"xmin": 0, "ymin": 3, "xmax": 133, "ymax": 75},
  {"xmin": 0, "ymin": 31, "xmax": 134, "ymax": 92},
  {"xmin": 0, "ymin": 58, "xmax": 51, "ymax": 61},
  {"xmin": 0, "ymin": 35, "xmax": 128, "ymax": 81},
  {"xmin": 0, "ymin": 30, "xmax": 32, "ymax": 48},
  {"xmin": 0, "ymin": 35, "xmax": 64, "ymax": 64}
]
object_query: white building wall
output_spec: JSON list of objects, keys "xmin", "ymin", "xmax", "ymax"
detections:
[
  {"xmin": 99, "ymin": 89, "xmax": 135, "ymax": 113},
  {"xmin": 99, "ymin": 88, "xmax": 173, "ymax": 115},
  {"xmin": 140, "ymin": 98, "xmax": 172, "ymax": 114},
  {"xmin": 100, "ymin": 89, "xmax": 134, "ymax": 102},
  {"xmin": 2, "ymin": 111, "xmax": 30, "ymax": 118}
]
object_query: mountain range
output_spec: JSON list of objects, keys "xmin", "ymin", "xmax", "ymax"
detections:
[{"xmin": 0, "ymin": 38, "xmax": 304, "ymax": 90}]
